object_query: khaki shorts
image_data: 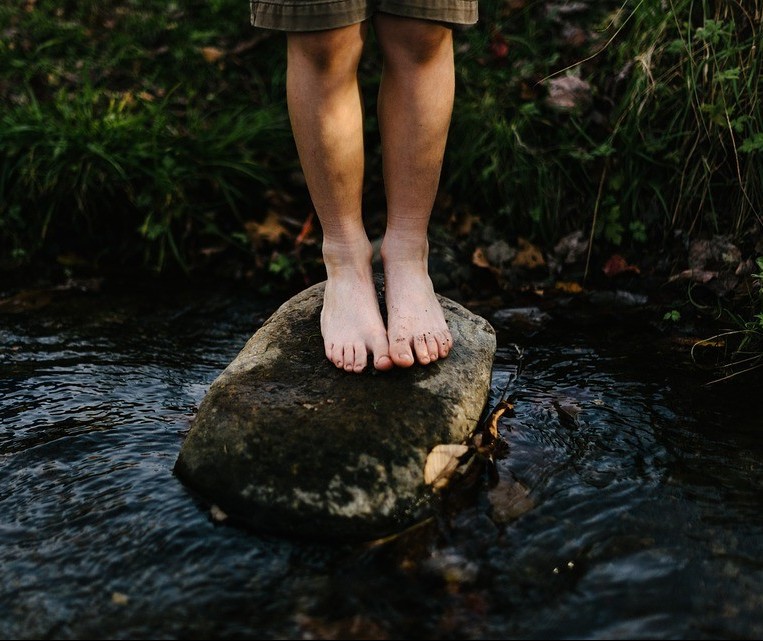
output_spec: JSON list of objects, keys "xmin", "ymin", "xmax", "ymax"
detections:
[{"xmin": 250, "ymin": 0, "xmax": 478, "ymax": 32}]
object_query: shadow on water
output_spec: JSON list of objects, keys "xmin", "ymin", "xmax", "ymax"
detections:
[{"xmin": 1, "ymin": 280, "xmax": 761, "ymax": 639}]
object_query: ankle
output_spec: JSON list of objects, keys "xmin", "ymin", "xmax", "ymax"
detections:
[
  {"xmin": 380, "ymin": 234, "xmax": 429, "ymax": 266},
  {"xmin": 322, "ymin": 236, "xmax": 373, "ymax": 275}
]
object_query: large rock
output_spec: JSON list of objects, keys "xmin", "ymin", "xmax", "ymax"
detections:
[{"xmin": 174, "ymin": 278, "xmax": 496, "ymax": 541}]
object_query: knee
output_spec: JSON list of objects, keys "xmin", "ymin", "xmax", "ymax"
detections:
[
  {"xmin": 287, "ymin": 27, "xmax": 365, "ymax": 76},
  {"xmin": 377, "ymin": 19, "xmax": 453, "ymax": 67}
]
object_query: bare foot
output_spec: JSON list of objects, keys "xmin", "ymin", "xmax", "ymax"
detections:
[
  {"xmin": 382, "ymin": 241, "xmax": 453, "ymax": 368},
  {"xmin": 321, "ymin": 240, "xmax": 393, "ymax": 373}
]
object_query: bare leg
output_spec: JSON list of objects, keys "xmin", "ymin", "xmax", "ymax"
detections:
[
  {"xmin": 374, "ymin": 14, "xmax": 455, "ymax": 367},
  {"xmin": 287, "ymin": 24, "xmax": 392, "ymax": 372}
]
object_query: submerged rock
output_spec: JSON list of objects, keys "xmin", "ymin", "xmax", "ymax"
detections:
[{"xmin": 174, "ymin": 278, "xmax": 496, "ymax": 541}]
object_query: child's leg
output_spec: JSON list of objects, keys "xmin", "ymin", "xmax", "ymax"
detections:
[
  {"xmin": 287, "ymin": 24, "xmax": 392, "ymax": 373},
  {"xmin": 373, "ymin": 13, "xmax": 455, "ymax": 367}
]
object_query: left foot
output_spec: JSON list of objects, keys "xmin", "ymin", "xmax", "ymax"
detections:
[{"xmin": 382, "ymin": 240, "xmax": 453, "ymax": 368}]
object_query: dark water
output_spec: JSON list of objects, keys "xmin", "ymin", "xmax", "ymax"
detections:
[{"xmin": 1, "ymin": 281, "xmax": 761, "ymax": 640}]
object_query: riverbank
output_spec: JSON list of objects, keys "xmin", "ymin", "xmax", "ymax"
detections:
[
  {"xmin": 1, "ymin": 217, "xmax": 760, "ymax": 388},
  {"xmin": 1, "ymin": 0, "xmax": 761, "ymax": 382}
]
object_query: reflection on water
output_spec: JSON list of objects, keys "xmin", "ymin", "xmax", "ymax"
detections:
[{"xmin": 1, "ymin": 281, "xmax": 761, "ymax": 639}]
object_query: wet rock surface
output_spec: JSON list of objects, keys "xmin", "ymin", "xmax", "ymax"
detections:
[{"xmin": 174, "ymin": 277, "xmax": 496, "ymax": 541}]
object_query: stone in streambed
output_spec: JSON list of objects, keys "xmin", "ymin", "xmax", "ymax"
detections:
[{"xmin": 174, "ymin": 278, "xmax": 496, "ymax": 541}]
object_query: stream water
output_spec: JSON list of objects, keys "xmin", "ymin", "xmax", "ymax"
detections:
[{"xmin": 1, "ymin": 279, "xmax": 761, "ymax": 639}]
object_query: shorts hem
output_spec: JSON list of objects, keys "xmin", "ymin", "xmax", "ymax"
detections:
[{"xmin": 251, "ymin": 0, "xmax": 478, "ymax": 31}]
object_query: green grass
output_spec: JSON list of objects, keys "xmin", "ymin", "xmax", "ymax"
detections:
[
  {"xmin": 0, "ymin": 0, "xmax": 293, "ymax": 271},
  {"xmin": 446, "ymin": 0, "xmax": 762, "ymax": 246}
]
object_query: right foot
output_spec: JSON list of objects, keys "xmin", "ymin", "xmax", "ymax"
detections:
[
  {"xmin": 321, "ymin": 239, "xmax": 393, "ymax": 373},
  {"xmin": 381, "ymin": 236, "xmax": 453, "ymax": 368}
]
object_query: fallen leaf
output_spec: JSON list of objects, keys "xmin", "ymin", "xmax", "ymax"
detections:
[
  {"xmin": 485, "ymin": 399, "xmax": 514, "ymax": 440},
  {"xmin": 488, "ymin": 476, "xmax": 535, "ymax": 523},
  {"xmin": 472, "ymin": 247, "xmax": 492, "ymax": 270},
  {"xmin": 111, "ymin": 592, "xmax": 129, "ymax": 606},
  {"xmin": 244, "ymin": 211, "xmax": 290, "ymax": 245},
  {"xmin": 544, "ymin": 75, "xmax": 592, "ymax": 112},
  {"xmin": 555, "ymin": 280, "xmax": 583, "ymax": 294},
  {"xmin": 511, "ymin": 237, "xmax": 545, "ymax": 269},
  {"xmin": 668, "ymin": 268, "xmax": 718, "ymax": 284},
  {"xmin": 424, "ymin": 444, "xmax": 469, "ymax": 489},
  {"xmin": 602, "ymin": 254, "xmax": 640, "ymax": 277},
  {"xmin": 200, "ymin": 46, "xmax": 225, "ymax": 63},
  {"xmin": 210, "ymin": 504, "xmax": 228, "ymax": 523}
]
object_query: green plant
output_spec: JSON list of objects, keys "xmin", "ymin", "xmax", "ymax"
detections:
[
  {"xmin": 0, "ymin": 0, "xmax": 294, "ymax": 271},
  {"xmin": 691, "ymin": 256, "xmax": 763, "ymax": 383}
]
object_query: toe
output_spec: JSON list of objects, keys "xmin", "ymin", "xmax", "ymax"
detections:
[
  {"xmin": 391, "ymin": 337, "xmax": 415, "ymax": 368},
  {"xmin": 437, "ymin": 331, "xmax": 451, "ymax": 358},
  {"xmin": 414, "ymin": 334, "xmax": 431, "ymax": 365},
  {"xmin": 325, "ymin": 341, "xmax": 333, "ymax": 362},
  {"xmin": 343, "ymin": 343, "xmax": 355, "ymax": 372},
  {"xmin": 425, "ymin": 333, "xmax": 439, "ymax": 362},
  {"xmin": 331, "ymin": 344, "xmax": 344, "ymax": 369},
  {"xmin": 353, "ymin": 341, "xmax": 367, "ymax": 373},
  {"xmin": 371, "ymin": 334, "xmax": 393, "ymax": 371}
]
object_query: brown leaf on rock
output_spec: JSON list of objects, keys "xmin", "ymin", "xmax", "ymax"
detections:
[
  {"xmin": 485, "ymin": 400, "xmax": 514, "ymax": 440},
  {"xmin": 424, "ymin": 444, "xmax": 470, "ymax": 489}
]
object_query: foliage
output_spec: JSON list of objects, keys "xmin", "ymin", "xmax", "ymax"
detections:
[
  {"xmin": 0, "ymin": 0, "xmax": 293, "ymax": 271},
  {"xmin": 447, "ymin": 0, "xmax": 762, "ymax": 246},
  {"xmin": 0, "ymin": 0, "xmax": 760, "ymax": 346},
  {"xmin": 709, "ymin": 255, "xmax": 763, "ymax": 382}
]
